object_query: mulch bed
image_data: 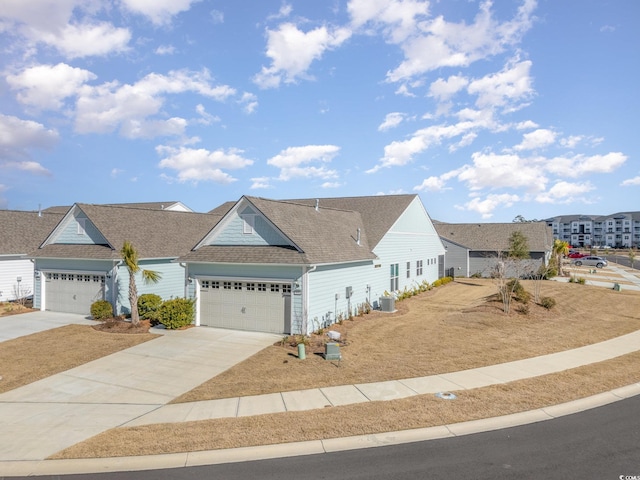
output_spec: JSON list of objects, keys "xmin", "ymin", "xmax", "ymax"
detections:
[{"xmin": 92, "ymin": 318, "xmax": 152, "ymax": 334}]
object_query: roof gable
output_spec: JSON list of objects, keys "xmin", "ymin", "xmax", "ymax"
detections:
[{"xmin": 35, "ymin": 204, "xmax": 221, "ymax": 260}]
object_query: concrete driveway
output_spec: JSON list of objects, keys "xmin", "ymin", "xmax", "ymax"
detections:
[{"xmin": 0, "ymin": 312, "xmax": 281, "ymax": 460}]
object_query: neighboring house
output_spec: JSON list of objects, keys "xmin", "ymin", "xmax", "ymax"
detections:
[
  {"xmin": 546, "ymin": 212, "xmax": 640, "ymax": 248},
  {"xmin": 179, "ymin": 194, "xmax": 445, "ymax": 335},
  {"xmin": 30, "ymin": 204, "xmax": 220, "ymax": 316},
  {"xmin": 0, "ymin": 210, "xmax": 64, "ymax": 302},
  {"xmin": 434, "ymin": 222, "xmax": 553, "ymax": 278},
  {"xmin": 43, "ymin": 201, "xmax": 193, "ymax": 215}
]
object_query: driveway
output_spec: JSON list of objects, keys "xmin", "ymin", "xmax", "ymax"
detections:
[
  {"xmin": 0, "ymin": 312, "xmax": 281, "ymax": 461},
  {"xmin": 0, "ymin": 310, "xmax": 95, "ymax": 343}
]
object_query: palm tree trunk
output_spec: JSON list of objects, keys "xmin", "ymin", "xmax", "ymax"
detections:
[{"xmin": 129, "ymin": 272, "xmax": 139, "ymax": 326}]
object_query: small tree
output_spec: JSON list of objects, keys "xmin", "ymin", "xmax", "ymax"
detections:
[
  {"xmin": 508, "ymin": 230, "xmax": 530, "ymax": 260},
  {"xmin": 493, "ymin": 232, "xmax": 531, "ymax": 314},
  {"xmin": 552, "ymin": 239, "xmax": 570, "ymax": 277},
  {"xmin": 629, "ymin": 248, "xmax": 637, "ymax": 270},
  {"xmin": 121, "ymin": 241, "xmax": 162, "ymax": 326}
]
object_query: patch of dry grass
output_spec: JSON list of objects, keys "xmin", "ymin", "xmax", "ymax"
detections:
[
  {"xmin": 52, "ymin": 350, "xmax": 640, "ymax": 459},
  {"xmin": 0, "ymin": 324, "xmax": 158, "ymax": 393},
  {"xmin": 173, "ymin": 279, "xmax": 640, "ymax": 403}
]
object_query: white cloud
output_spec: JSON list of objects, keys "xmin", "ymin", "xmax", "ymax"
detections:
[
  {"xmin": 348, "ymin": 0, "xmax": 430, "ymax": 43},
  {"xmin": 254, "ymin": 23, "xmax": 351, "ymax": 88},
  {"xmin": 6, "ymin": 63, "xmax": 96, "ymax": 111},
  {"xmin": 535, "ymin": 181, "xmax": 595, "ymax": 204},
  {"xmin": 250, "ymin": 177, "xmax": 272, "ymax": 189},
  {"xmin": 157, "ymin": 145, "xmax": 253, "ymax": 184},
  {"xmin": 42, "ymin": 22, "xmax": 131, "ymax": 58},
  {"xmin": 0, "ymin": 114, "xmax": 58, "ymax": 170},
  {"xmin": 559, "ymin": 135, "xmax": 583, "ymax": 149},
  {"xmin": 194, "ymin": 104, "xmax": 220, "ymax": 125},
  {"xmin": 267, "ymin": 3, "xmax": 293, "ymax": 21},
  {"xmin": 383, "ymin": 0, "xmax": 537, "ymax": 83},
  {"xmin": 545, "ymin": 152, "xmax": 628, "ymax": 178},
  {"xmin": 621, "ymin": 176, "xmax": 640, "ymax": 187},
  {"xmin": 120, "ymin": 0, "xmax": 199, "ymax": 26},
  {"xmin": 457, "ymin": 151, "xmax": 547, "ymax": 192},
  {"xmin": 467, "ymin": 59, "xmax": 534, "ymax": 111},
  {"xmin": 155, "ymin": 45, "xmax": 176, "ymax": 55},
  {"xmin": 321, "ymin": 181, "xmax": 342, "ymax": 188},
  {"xmin": 74, "ymin": 69, "xmax": 235, "ymax": 137},
  {"xmin": 413, "ymin": 176, "xmax": 448, "ymax": 192},
  {"xmin": 513, "ymin": 128, "xmax": 556, "ymax": 151},
  {"xmin": 378, "ymin": 112, "xmax": 405, "ymax": 131},
  {"xmin": 239, "ymin": 92, "xmax": 258, "ymax": 114},
  {"xmin": 459, "ymin": 193, "xmax": 520, "ymax": 219},
  {"xmin": 267, "ymin": 145, "xmax": 340, "ymax": 180},
  {"xmin": 428, "ymin": 75, "xmax": 469, "ymax": 102}
]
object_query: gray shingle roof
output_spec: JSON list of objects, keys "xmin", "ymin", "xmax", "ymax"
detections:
[
  {"xmin": 31, "ymin": 204, "xmax": 221, "ymax": 260},
  {"xmin": 0, "ymin": 210, "xmax": 64, "ymax": 255},
  {"xmin": 283, "ymin": 194, "xmax": 417, "ymax": 248},
  {"xmin": 435, "ymin": 222, "xmax": 553, "ymax": 252},
  {"xmin": 42, "ymin": 201, "xmax": 190, "ymax": 215}
]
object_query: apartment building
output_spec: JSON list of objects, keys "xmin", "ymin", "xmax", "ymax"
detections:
[{"xmin": 546, "ymin": 212, "xmax": 640, "ymax": 248}]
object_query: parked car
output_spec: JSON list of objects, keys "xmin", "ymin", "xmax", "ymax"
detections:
[
  {"xmin": 568, "ymin": 252, "xmax": 587, "ymax": 258},
  {"xmin": 573, "ymin": 256, "xmax": 608, "ymax": 268}
]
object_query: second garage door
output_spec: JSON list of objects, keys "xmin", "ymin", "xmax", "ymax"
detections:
[
  {"xmin": 45, "ymin": 272, "xmax": 105, "ymax": 315},
  {"xmin": 199, "ymin": 280, "xmax": 291, "ymax": 334}
]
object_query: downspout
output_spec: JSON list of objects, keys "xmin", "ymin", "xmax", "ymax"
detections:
[
  {"xmin": 302, "ymin": 265, "xmax": 317, "ymax": 335},
  {"xmin": 111, "ymin": 260, "xmax": 123, "ymax": 314},
  {"xmin": 30, "ymin": 258, "xmax": 44, "ymax": 311},
  {"xmin": 179, "ymin": 262, "xmax": 198, "ymax": 326}
]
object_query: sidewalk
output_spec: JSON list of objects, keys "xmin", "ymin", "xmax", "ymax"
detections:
[{"xmin": 1, "ymin": 271, "xmax": 639, "ymax": 476}]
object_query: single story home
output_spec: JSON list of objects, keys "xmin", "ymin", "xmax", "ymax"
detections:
[
  {"xmin": 30, "ymin": 204, "xmax": 220, "ymax": 315},
  {"xmin": 179, "ymin": 194, "xmax": 445, "ymax": 335},
  {"xmin": 434, "ymin": 222, "xmax": 553, "ymax": 278},
  {"xmin": 0, "ymin": 210, "xmax": 64, "ymax": 302}
]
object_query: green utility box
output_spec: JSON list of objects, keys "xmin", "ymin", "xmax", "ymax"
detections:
[{"xmin": 325, "ymin": 342, "xmax": 342, "ymax": 361}]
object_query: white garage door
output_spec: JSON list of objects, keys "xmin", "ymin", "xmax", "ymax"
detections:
[
  {"xmin": 45, "ymin": 272, "xmax": 105, "ymax": 315},
  {"xmin": 199, "ymin": 280, "xmax": 291, "ymax": 334}
]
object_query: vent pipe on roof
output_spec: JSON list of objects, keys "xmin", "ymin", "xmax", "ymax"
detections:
[
  {"xmin": 315, "ymin": 199, "xmax": 319, "ymax": 211},
  {"xmin": 356, "ymin": 228, "xmax": 361, "ymax": 245},
  {"xmin": 38, "ymin": 204, "xmax": 42, "ymax": 217}
]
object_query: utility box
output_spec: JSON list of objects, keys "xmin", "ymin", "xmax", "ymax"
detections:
[
  {"xmin": 325, "ymin": 342, "xmax": 342, "ymax": 361},
  {"xmin": 613, "ymin": 283, "xmax": 622, "ymax": 291},
  {"xmin": 379, "ymin": 296, "xmax": 396, "ymax": 312}
]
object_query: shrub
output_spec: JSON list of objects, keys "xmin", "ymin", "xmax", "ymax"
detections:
[
  {"xmin": 158, "ymin": 298, "xmax": 194, "ymax": 329},
  {"xmin": 540, "ymin": 296, "xmax": 556, "ymax": 310},
  {"xmin": 516, "ymin": 303, "xmax": 530, "ymax": 315},
  {"xmin": 138, "ymin": 294, "xmax": 163, "ymax": 324},
  {"xmin": 91, "ymin": 300, "xmax": 113, "ymax": 320}
]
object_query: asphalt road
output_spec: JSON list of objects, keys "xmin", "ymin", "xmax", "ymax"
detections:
[
  {"xmin": 13, "ymin": 395, "xmax": 640, "ymax": 480},
  {"xmin": 605, "ymin": 254, "xmax": 638, "ymax": 270}
]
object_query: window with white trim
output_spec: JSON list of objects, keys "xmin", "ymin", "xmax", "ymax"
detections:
[
  {"xmin": 416, "ymin": 260, "xmax": 423, "ymax": 276},
  {"xmin": 77, "ymin": 218, "xmax": 86, "ymax": 235},
  {"xmin": 406, "ymin": 261, "xmax": 411, "ymax": 278},
  {"xmin": 242, "ymin": 215, "xmax": 255, "ymax": 234},
  {"xmin": 390, "ymin": 263, "xmax": 399, "ymax": 291}
]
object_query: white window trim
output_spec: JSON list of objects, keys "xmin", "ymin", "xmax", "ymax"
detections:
[
  {"xmin": 77, "ymin": 218, "xmax": 86, "ymax": 235},
  {"xmin": 243, "ymin": 215, "xmax": 255, "ymax": 234}
]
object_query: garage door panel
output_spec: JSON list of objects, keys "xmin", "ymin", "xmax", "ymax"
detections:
[
  {"xmin": 199, "ymin": 280, "xmax": 288, "ymax": 333},
  {"xmin": 46, "ymin": 272, "xmax": 105, "ymax": 315}
]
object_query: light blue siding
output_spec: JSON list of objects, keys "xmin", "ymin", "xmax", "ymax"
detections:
[
  {"xmin": 115, "ymin": 259, "xmax": 186, "ymax": 315},
  {"xmin": 442, "ymin": 240, "xmax": 470, "ymax": 277},
  {"xmin": 211, "ymin": 210, "xmax": 290, "ymax": 246},
  {"xmin": 54, "ymin": 213, "xmax": 107, "ymax": 245},
  {"xmin": 373, "ymin": 197, "xmax": 445, "ymax": 294},
  {"xmin": 306, "ymin": 261, "xmax": 376, "ymax": 332}
]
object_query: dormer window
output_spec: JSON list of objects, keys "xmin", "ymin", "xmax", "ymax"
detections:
[
  {"xmin": 77, "ymin": 218, "xmax": 87, "ymax": 235},
  {"xmin": 242, "ymin": 215, "xmax": 255, "ymax": 234}
]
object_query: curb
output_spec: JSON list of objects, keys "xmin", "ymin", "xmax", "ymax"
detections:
[{"xmin": 3, "ymin": 382, "xmax": 640, "ymax": 477}]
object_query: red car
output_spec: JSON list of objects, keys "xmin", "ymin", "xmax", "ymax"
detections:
[{"xmin": 568, "ymin": 252, "xmax": 587, "ymax": 259}]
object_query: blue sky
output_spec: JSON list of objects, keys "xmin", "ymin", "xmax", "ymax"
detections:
[{"xmin": 1, "ymin": 0, "xmax": 638, "ymax": 221}]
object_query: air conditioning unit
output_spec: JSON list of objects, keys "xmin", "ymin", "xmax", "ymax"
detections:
[{"xmin": 379, "ymin": 296, "xmax": 395, "ymax": 312}]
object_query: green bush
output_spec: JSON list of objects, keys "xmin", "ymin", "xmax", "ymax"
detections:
[
  {"xmin": 432, "ymin": 276, "xmax": 453, "ymax": 288},
  {"xmin": 138, "ymin": 293, "xmax": 163, "ymax": 324},
  {"xmin": 91, "ymin": 300, "xmax": 113, "ymax": 320},
  {"xmin": 158, "ymin": 298, "xmax": 194, "ymax": 329},
  {"xmin": 540, "ymin": 296, "xmax": 556, "ymax": 310}
]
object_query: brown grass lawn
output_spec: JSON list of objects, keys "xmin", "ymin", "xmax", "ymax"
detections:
[
  {"xmin": 0, "ymin": 324, "xmax": 158, "ymax": 394},
  {"xmin": 172, "ymin": 278, "xmax": 640, "ymax": 403},
  {"xmin": 50, "ymin": 277, "xmax": 640, "ymax": 460},
  {"xmin": 4, "ymin": 278, "xmax": 640, "ymax": 459}
]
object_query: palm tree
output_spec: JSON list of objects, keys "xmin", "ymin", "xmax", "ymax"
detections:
[
  {"xmin": 121, "ymin": 241, "xmax": 161, "ymax": 326},
  {"xmin": 552, "ymin": 239, "xmax": 570, "ymax": 277}
]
